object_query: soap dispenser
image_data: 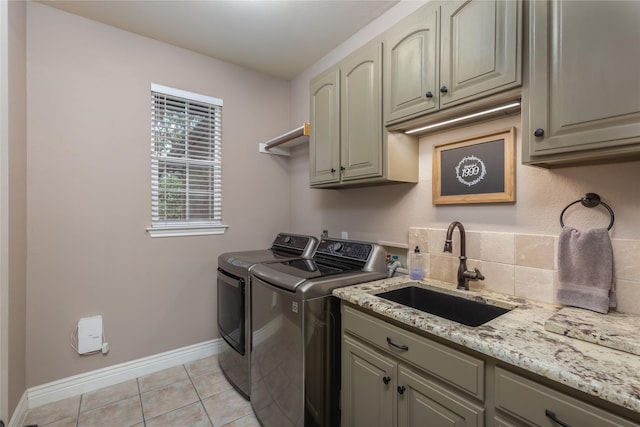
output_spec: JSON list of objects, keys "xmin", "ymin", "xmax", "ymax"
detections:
[{"xmin": 410, "ymin": 246, "xmax": 424, "ymax": 280}]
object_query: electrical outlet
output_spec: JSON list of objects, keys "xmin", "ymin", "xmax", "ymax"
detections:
[{"xmin": 341, "ymin": 231, "xmax": 348, "ymax": 239}]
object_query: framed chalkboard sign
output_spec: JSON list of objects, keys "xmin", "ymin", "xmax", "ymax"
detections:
[{"xmin": 433, "ymin": 128, "xmax": 515, "ymax": 205}]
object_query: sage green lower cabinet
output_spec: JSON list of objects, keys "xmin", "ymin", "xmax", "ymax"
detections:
[
  {"xmin": 493, "ymin": 416, "xmax": 518, "ymax": 427},
  {"xmin": 398, "ymin": 365, "xmax": 484, "ymax": 427},
  {"xmin": 342, "ymin": 335, "xmax": 395, "ymax": 427},
  {"xmin": 342, "ymin": 305, "xmax": 485, "ymax": 427},
  {"xmin": 341, "ymin": 303, "xmax": 640, "ymax": 427},
  {"xmin": 494, "ymin": 367, "xmax": 640, "ymax": 427}
]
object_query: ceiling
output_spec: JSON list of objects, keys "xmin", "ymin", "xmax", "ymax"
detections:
[{"xmin": 40, "ymin": 0, "xmax": 399, "ymax": 80}]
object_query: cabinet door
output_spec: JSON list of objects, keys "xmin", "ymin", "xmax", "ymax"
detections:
[
  {"xmin": 440, "ymin": 0, "xmax": 522, "ymax": 108},
  {"xmin": 342, "ymin": 334, "xmax": 395, "ymax": 427},
  {"xmin": 524, "ymin": 0, "xmax": 640, "ymax": 162},
  {"xmin": 384, "ymin": 4, "xmax": 439, "ymax": 124},
  {"xmin": 340, "ymin": 42, "xmax": 383, "ymax": 181},
  {"xmin": 309, "ymin": 67, "xmax": 340, "ymax": 185},
  {"xmin": 398, "ymin": 365, "xmax": 485, "ymax": 427}
]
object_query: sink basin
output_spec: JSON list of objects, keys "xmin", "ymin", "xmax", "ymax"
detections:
[{"xmin": 376, "ymin": 286, "xmax": 511, "ymax": 327}]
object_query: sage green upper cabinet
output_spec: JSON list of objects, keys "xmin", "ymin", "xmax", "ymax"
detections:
[
  {"xmin": 440, "ymin": 0, "xmax": 522, "ymax": 108},
  {"xmin": 523, "ymin": 0, "xmax": 640, "ymax": 166},
  {"xmin": 384, "ymin": 3, "xmax": 439, "ymax": 123},
  {"xmin": 340, "ymin": 42, "xmax": 383, "ymax": 182},
  {"xmin": 310, "ymin": 41, "xmax": 418, "ymax": 189},
  {"xmin": 384, "ymin": 0, "xmax": 522, "ymax": 125},
  {"xmin": 309, "ymin": 67, "xmax": 340, "ymax": 185}
]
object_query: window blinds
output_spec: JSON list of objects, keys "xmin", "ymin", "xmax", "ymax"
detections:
[{"xmin": 150, "ymin": 84, "xmax": 223, "ymax": 227}]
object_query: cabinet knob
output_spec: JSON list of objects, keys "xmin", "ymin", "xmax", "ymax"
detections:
[
  {"xmin": 397, "ymin": 385, "xmax": 406, "ymax": 395},
  {"xmin": 382, "ymin": 376, "xmax": 391, "ymax": 385},
  {"xmin": 425, "ymin": 91, "xmax": 434, "ymax": 98},
  {"xmin": 534, "ymin": 128, "xmax": 545, "ymax": 137},
  {"xmin": 330, "ymin": 168, "xmax": 336, "ymax": 174},
  {"xmin": 439, "ymin": 86, "xmax": 448, "ymax": 94},
  {"xmin": 340, "ymin": 166, "xmax": 346, "ymax": 172}
]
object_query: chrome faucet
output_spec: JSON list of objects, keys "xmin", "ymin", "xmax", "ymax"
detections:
[{"xmin": 443, "ymin": 221, "xmax": 484, "ymax": 290}]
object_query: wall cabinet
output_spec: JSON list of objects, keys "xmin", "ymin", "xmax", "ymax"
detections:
[
  {"xmin": 309, "ymin": 42, "xmax": 418, "ymax": 188},
  {"xmin": 523, "ymin": 0, "xmax": 640, "ymax": 167},
  {"xmin": 342, "ymin": 305, "xmax": 485, "ymax": 427},
  {"xmin": 384, "ymin": 0, "xmax": 522, "ymax": 125},
  {"xmin": 309, "ymin": 66, "xmax": 340, "ymax": 186}
]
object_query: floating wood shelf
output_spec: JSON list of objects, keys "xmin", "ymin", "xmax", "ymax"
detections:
[{"xmin": 259, "ymin": 123, "xmax": 310, "ymax": 156}]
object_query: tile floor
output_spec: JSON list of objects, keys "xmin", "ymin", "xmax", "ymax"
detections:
[{"xmin": 23, "ymin": 355, "xmax": 260, "ymax": 427}]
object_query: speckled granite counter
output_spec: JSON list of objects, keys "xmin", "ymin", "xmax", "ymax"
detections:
[{"xmin": 333, "ymin": 277, "xmax": 640, "ymax": 414}]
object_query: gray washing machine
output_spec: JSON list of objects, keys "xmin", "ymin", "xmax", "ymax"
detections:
[
  {"xmin": 217, "ymin": 233, "xmax": 318, "ymax": 400},
  {"xmin": 249, "ymin": 238, "xmax": 388, "ymax": 426}
]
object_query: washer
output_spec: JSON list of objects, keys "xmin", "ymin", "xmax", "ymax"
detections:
[
  {"xmin": 249, "ymin": 238, "xmax": 387, "ymax": 427},
  {"xmin": 217, "ymin": 233, "xmax": 318, "ymax": 400}
]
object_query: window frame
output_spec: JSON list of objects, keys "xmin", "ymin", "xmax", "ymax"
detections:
[{"xmin": 147, "ymin": 83, "xmax": 228, "ymax": 238}]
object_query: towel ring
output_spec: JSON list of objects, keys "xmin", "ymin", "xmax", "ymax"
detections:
[{"xmin": 560, "ymin": 193, "xmax": 614, "ymax": 230}]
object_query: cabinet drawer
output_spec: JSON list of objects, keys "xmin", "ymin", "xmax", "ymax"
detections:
[
  {"xmin": 343, "ymin": 305, "xmax": 484, "ymax": 400},
  {"xmin": 495, "ymin": 367, "xmax": 640, "ymax": 427}
]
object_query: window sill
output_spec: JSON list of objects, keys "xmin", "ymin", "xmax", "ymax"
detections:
[{"xmin": 146, "ymin": 224, "xmax": 229, "ymax": 238}]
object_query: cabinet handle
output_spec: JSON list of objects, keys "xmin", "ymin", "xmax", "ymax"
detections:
[
  {"xmin": 545, "ymin": 409, "xmax": 573, "ymax": 427},
  {"xmin": 439, "ymin": 86, "xmax": 448, "ymax": 94},
  {"xmin": 330, "ymin": 168, "xmax": 336, "ymax": 173},
  {"xmin": 425, "ymin": 91, "xmax": 434, "ymax": 98},
  {"xmin": 340, "ymin": 166, "xmax": 345, "ymax": 172},
  {"xmin": 534, "ymin": 128, "xmax": 545, "ymax": 137},
  {"xmin": 397, "ymin": 385, "xmax": 406, "ymax": 395},
  {"xmin": 386, "ymin": 337, "xmax": 409, "ymax": 351},
  {"xmin": 382, "ymin": 376, "xmax": 391, "ymax": 385}
]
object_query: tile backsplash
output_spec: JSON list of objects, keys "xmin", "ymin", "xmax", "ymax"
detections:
[{"xmin": 408, "ymin": 227, "xmax": 640, "ymax": 315}]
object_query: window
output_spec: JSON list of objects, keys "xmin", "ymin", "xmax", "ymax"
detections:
[{"xmin": 148, "ymin": 84, "xmax": 227, "ymax": 237}]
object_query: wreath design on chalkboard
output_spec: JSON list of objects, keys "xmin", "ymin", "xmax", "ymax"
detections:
[{"xmin": 455, "ymin": 155, "xmax": 487, "ymax": 187}]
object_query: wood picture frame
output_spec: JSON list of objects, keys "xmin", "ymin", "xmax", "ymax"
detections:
[{"xmin": 433, "ymin": 127, "xmax": 516, "ymax": 205}]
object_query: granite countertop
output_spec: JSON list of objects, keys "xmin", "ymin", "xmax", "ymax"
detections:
[{"xmin": 333, "ymin": 277, "xmax": 640, "ymax": 414}]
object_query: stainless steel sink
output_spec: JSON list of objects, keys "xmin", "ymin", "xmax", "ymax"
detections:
[{"xmin": 376, "ymin": 285, "xmax": 511, "ymax": 327}]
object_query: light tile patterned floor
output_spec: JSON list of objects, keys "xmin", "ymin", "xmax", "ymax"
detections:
[{"xmin": 24, "ymin": 355, "xmax": 260, "ymax": 427}]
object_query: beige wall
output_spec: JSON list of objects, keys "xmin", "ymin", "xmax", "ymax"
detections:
[
  {"xmin": 2, "ymin": 0, "xmax": 28, "ymax": 419},
  {"xmin": 26, "ymin": 3, "xmax": 292, "ymax": 387},
  {"xmin": 291, "ymin": 115, "xmax": 640, "ymax": 241}
]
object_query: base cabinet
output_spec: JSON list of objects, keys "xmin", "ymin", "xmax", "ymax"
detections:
[
  {"xmin": 342, "ymin": 335, "xmax": 395, "ymax": 427},
  {"xmin": 342, "ymin": 334, "xmax": 484, "ymax": 427},
  {"xmin": 342, "ymin": 305, "xmax": 485, "ymax": 427},
  {"xmin": 341, "ymin": 303, "xmax": 640, "ymax": 427},
  {"xmin": 495, "ymin": 367, "xmax": 640, "ymax": 427},
  {"xmin": 398, "ymin": 365, "xmax": 484, "ymax": 427}
]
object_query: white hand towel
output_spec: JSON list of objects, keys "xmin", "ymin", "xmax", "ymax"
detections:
[{"xmin": 556, "ymin": 227, "xmax": 614, "ymax": 314}]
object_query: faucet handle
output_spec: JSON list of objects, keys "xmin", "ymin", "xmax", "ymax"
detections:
[{"xmin": 464, "ymin": 268, "xmax": 484, "ymax": 281}]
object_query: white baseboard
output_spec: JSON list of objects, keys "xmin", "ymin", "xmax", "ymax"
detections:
[
  {"xmin": 26, "ymin": 338, "xmax": 223, "ymax": 410},
  {"xmin": 7, "ymin": 390, "xmax": 27, "ymax": 427}
]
